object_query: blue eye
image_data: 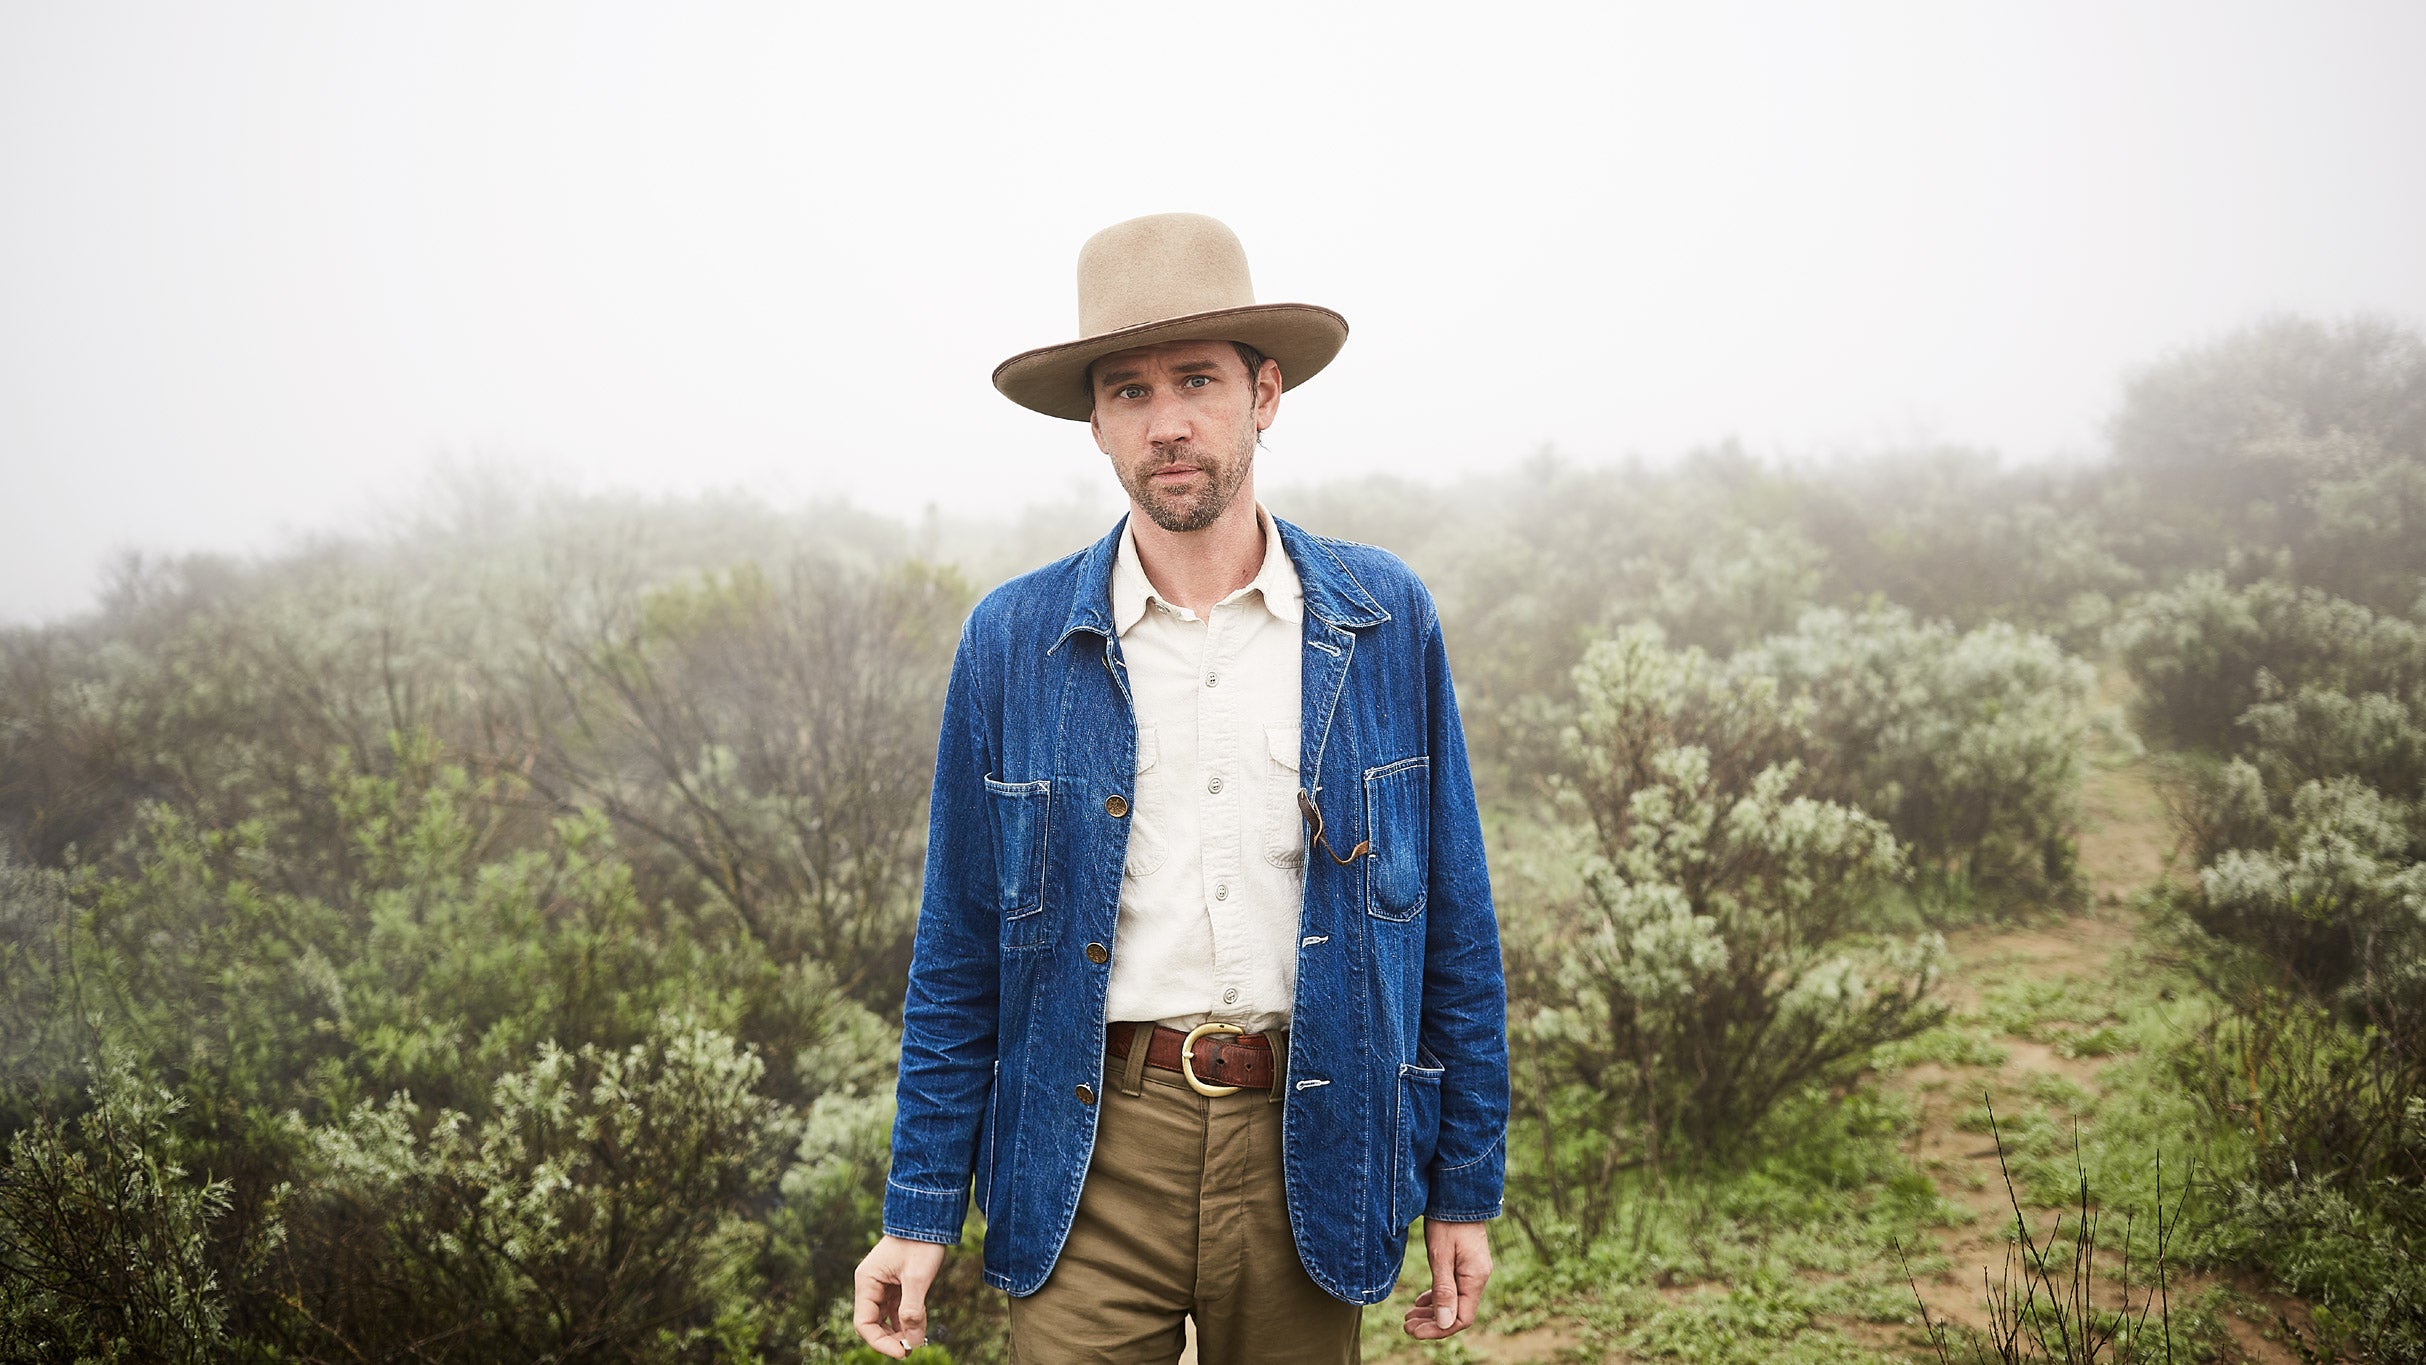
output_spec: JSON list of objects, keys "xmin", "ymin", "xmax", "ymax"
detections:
[{"xmin": 1118, "ymin": 385, "xmax": 1146, "ymax": 399}]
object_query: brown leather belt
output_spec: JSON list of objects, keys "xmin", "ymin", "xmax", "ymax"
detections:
[{"xmin": 1107, "ymin": 1021, "xmax": 1276, "ymax": 1093}]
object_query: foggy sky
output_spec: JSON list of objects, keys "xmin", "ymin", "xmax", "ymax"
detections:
[{"xmin": 4, "ymin": 1, "xmax": 2424, "ymax": 624}]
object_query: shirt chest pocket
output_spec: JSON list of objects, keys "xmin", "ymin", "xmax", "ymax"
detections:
[
  {"xmin": 1261, "ymin": 725, "xmax": 1306, "ymax": 870},
  {"xmin": 984, "ymin": 775, "xmax": 1052, "ymax": 946},
  {"xmin": 1123, "ymin": 726, "xmax": 1170, "ymax": 878}
]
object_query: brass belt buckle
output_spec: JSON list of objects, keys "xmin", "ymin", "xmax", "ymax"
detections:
[{"xmin": 1179, "ymin": 1021, "xmax": 1244, "ymax": 1097}]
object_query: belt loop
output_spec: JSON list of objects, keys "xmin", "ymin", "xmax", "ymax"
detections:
[
  {"xmin": 1266, "ymin": 1029, "xmax": 1288, "ymax": 1104},
  {"xmin": 1118, "ymin": 1021, "xmax": 1151, "ymax": 1097}
]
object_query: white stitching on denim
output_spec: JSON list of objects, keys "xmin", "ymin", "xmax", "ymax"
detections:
[
  {"xmin": 1293, "ymin": 1078, "xmax": 1330, "ymax": 1091},
  {"xmin": 1436, "ymin": 1134, "xmax": 1505, "ymax": 1173},
  {"xmin": 1300, "ymin": 934, "xmax": 1328, "ymax": 946},
  {"xmin": 887, "ymin": 1177, "xmax": 963, "ymax": 1197}
]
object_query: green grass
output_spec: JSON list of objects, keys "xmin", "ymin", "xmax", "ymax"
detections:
[{"xmin": 1371, "ymin": 1090, "xmax": 1961, "ymax": 1362}]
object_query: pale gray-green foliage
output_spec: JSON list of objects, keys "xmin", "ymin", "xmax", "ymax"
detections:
[
  {"xmin": 2196, "ymin": 776, "xmax": 2426, "ymax": 1026},
  {"xmin": 1630, "ymin": 523, "xmax": 1828, "ymax": 655},
  {"xmin": 2107, "ymin": 572, "xmax": 2426, "ymax": 753},
  {"xmin": 1540, "ymin": 624, "xmax": 1943, "ymax": 1160},
  {"xmin": 1737, "ymin": 607, "xmax": 2093, "ymax": 905},
  {"xmin": 280, "ymin": 1016, "xmax": 797, "ymax": 1363},
  {"xmin": 0, "ymin": 1060, "xmax": 232, "ymax": 1365},
  {"xmin": 2239, "ymin": 683, "xmax": 2426, "ymax": 804}
]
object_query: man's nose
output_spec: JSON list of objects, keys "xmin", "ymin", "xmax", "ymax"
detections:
[{"xmin": 1145, "ymin": 390, "xmax": 1194, "ymax": 448}]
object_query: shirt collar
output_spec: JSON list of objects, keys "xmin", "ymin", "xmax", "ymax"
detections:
[{"xmin": 1112, "ymin": 501, "xmax": 1305, "ymax": 636}]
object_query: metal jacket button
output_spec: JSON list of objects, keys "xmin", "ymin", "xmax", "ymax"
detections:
[
  {"xmin": 1075, "ymin": 1084, "xmax": 1096, "ymax": 1105},
  {"xmin": 1105, "ymin": 794, "xmax": 1129, "ymax": 817},
  {"xmin": 1085, "ymin": 942, "xmax": 1109, "ymax": 964}
]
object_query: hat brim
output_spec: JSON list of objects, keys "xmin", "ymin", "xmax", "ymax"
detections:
[{"xmin": 991, "ymin": 303, "xmax": 1348, "ymax": 421}]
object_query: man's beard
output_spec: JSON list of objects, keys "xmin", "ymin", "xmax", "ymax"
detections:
[{"xmin": 1122, "ymin": 428, "xmax": 1255, "ymax": 533}]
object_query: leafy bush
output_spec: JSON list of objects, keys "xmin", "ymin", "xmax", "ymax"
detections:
[
  {"xmin": 2109, "ymin": 313, "xmax": 2426, "ymax": 597},
  {"xmin": 1514, "ymin": 625, "xmax": 1942, "ymax": 1245},
  {"xmin": 0, "ymin": 1060, "xmax": 234, "ymax": 1364},
  {"xmin": 265, "ymin": 1018, "xmax": 797, "ymax": 1364},
  {"xmin": 2173, "ymin": 979, "xmax": 2426, "ymax": 1365},
  {"xmin": 2237, "ymin": 683, "xmax": 2426, "ymax": 805},
  {"xmin": 2107, "ymin": 574, "xmax": 2426, "ymax": 753},
  {"xmin": 2190, "ymin": 778, "xmax": 2426, "ymax": 1036},
  {"xmin": 1738, "ymin": 607, "xmax": 2093, "ymax": 909}
]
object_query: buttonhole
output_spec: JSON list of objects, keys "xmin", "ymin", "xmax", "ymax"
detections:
[
  {"xmin": 1300, "ymin": 934, "xmax": 1329, "ymax": 947},
  {"xmin": 1294, "ymin": 1078, "xmax": 1331, "ymax": 1091}
]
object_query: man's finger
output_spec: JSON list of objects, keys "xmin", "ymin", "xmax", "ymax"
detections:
[
  {"xmin": 1456, "ymin": 1253, "xmax": 1492, "ymax": 1329},
  {"xmin": 1432, "ymin": 1263, "xmax": 1457, "ymax": 1329},
  {"xmin": 896, "ymin": 1251, "xmax": 938, "ymax": 1353},
  {"xmin": 852, "ymin": 1271, "xmax": 907, "ymax": 1358}
]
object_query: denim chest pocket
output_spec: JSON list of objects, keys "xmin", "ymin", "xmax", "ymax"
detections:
[
  {"xmin": 984, "ymin": 775, "xmax": 1052, "ymax": 946},
  {"xmin": 1363, "ymin": 756, "xmax": 1430, "ymax": 921}
]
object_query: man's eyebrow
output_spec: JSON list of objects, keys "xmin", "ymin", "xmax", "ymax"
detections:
[{"xmin": 1095, "ymin": 365, "xmax": 1144, "ymax": 387}]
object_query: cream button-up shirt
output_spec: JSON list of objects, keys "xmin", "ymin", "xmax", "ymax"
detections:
[{"xmin": 1105, "ymin": 501, "xmax": 1309, "ymax": 1035}]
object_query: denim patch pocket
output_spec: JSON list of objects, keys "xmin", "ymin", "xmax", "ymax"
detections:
[
  {"xmin": 1392, "ymin": 1054, "xmax": 1445, "ymax": 1228},
  {"xmin": 1363, "ymin": 756, "xmax": 1430, "ymax": 921},
  {"xmin": 985, "ymin": 774, "xmax": 1050, "ymax": 941}
]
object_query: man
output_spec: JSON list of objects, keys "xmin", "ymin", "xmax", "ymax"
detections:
[{"xmin": 853, "ymin": 213, "xmax": 1507, "ymax": 1363}]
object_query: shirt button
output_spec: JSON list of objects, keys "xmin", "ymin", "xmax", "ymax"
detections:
[
  {"xmin": 1105, "ymin": 794, "xmax": 1129, "ymax": 817},
  {"xmin": 1206, "ymin": 673, "xmax": 1219, "ymax": 687},
  {"xmin": 1208, "ymin": 775, "xmax": 1224, "ymax": 794},
  {"xmin": 1085, "ymin": 942, "xmax": 1109, "ymax": 964},
  {"xmin": 1076, "ymin": 1084, "xmax": 1096, "ymax": 1106},
  {"xmin": 1222, "ymin": 987, "xmax": 1239, "ymax": 1004},
  {"xmin": 1214, "ymin": 883, "xmax": 1229, "ymax": 901}
]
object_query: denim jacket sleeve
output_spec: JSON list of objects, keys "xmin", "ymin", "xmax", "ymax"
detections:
[
  {"xmin": 881, "ymin": 617, "xmax": 1000, "ymax": 1244},
  {"xmin": 1416, "ymin": 600, "xmax": 1510, "ymax": 1221}
]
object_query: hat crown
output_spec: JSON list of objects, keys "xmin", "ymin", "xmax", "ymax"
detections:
[{"xmin": 1076, "ymin": 213, "xmax": 1257, "ymax": 338}]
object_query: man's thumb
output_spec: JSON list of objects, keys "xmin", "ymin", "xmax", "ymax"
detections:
[
  {"xmin": 898, "ymin": 1266, "xmax": 933, "ymax": 1347},
  {"xmin": 1433, "ymin": 1269, "xmax": 1456, "ymax": 1328}
]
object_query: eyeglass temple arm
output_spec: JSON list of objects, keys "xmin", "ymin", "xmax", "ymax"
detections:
[{"xmin": 1296, "ymin": 789, "xmax": 1370, "ymax": 866}]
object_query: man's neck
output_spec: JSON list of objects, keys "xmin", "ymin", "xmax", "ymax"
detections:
[{"xmin": 1129, "ymin": 492, "xmax": 1264, "ymax": 619}]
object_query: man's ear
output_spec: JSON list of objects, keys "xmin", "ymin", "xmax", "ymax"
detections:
[
  {"xmin": 1253, "ymin": 357, "xmax": 1282, "ymax": 432},
  {"xmin": 1089, "ymin": 406, "xmax": 1106, "ymax": 452}
]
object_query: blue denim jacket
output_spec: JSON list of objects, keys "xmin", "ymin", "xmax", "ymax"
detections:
[{"xmin": 881, "ymin": 512, "xmax": 1508, "ymax": 1305}]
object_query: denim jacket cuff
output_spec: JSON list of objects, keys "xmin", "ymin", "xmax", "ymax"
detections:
[
  {"xmin": 882, "ymin": 1177, "xmax": 969, "ymax": 1245},
  {"xmin": 1423, "ymin": 1135, "xmax": 1505, "ymax": 1222}
]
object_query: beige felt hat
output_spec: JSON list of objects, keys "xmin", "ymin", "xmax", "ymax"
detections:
[{"xmin": 992, "ymin": 213, "xmax": 1349, "ymax": 421}]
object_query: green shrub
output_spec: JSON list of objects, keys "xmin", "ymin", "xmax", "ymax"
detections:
[
  {"xmin": 0, "ymin": 1060, "xmax": 233, "ymax": 1364},
  {"xmin": 1516, "ymin": 626, "xmax": 1942, "ymax": 1236},
  {"xmin": 269, "ymin": 1018, "xmax": 798, "ymax": 1363},
  {"xmin": 1738, "ymin": 607, "xmax": 2092, "ymax": 909},
  {"xmin": 2191, "ymin": 778, "xmax": 2426, "ymax": 1031},
  {"xmin": 2107, "ymin": 575, "xmax": 2426, "ymax": 754}
]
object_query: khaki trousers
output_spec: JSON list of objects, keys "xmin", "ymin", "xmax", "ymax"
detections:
[{"xmin": 1005, "ymin": 1037, "xmax": 1362, "ymax": 1365}]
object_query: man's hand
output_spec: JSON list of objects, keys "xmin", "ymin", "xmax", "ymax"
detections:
[
  {"xmin": 853, "ymin": 1235, "xmax": 948, "ymax": 1359},
  {"xmin": 1402, "ymin": 1218, "xmax": 1492, "ymax": 1339}
]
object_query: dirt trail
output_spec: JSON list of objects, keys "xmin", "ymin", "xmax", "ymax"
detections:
[
  {"xmin": 1299, "ymin": 680, "xmax": 2314, "ymax": 1363},
  {"xmin": 1876, "ymin": 742, "xmax": 2310, "ymax": 1365}
]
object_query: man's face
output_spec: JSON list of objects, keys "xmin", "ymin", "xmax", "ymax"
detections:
[{"xmin": 1089, "ymin": 340, "xmax": 1281, "ymax": 534}]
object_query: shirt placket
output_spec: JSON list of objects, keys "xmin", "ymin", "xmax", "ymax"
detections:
[{"xmin": 1199, "ymin": 600, "xmax": 1248, "ymax": 1018}]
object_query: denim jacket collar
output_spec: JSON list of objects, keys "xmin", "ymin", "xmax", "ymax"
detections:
[{"xmin": 1050, "ymin": 510, "xmax": 1390, "ymax": 657}]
